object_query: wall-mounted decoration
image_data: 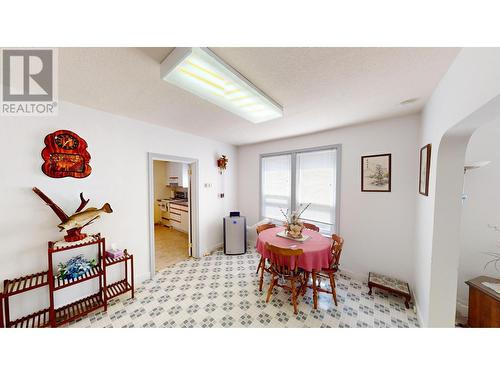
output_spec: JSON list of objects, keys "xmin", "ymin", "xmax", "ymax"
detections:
[
  {"xmin": 217, "ymin": 155, "xmax": 228, "ymax": 174},
  {"xmin": 419, "ymin": 144, "xmax": 431, "ymax": 196},
  {"xmin": 41, "ymin": 130, "xmax": 91, "ymax": 178},
  {"xmin": 217, "ymin": 155, "xmax": 228, "ymax": 199},
  {"xmin": 361, "ymin": 153, "xmax": 391, "ymax": 192},
  {"xmin": 33, "ymin": 187, "xmax": 112, "ymax": 242}
]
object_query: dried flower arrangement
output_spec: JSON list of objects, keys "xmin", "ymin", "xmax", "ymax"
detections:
[{"xmin": 280, "ymin": 203, "xmax": 311, "ymax": 239}]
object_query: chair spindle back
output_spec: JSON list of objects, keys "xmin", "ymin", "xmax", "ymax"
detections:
[
  {"xmin": 256, "ymin": 223, "xmax": 276, "ymax": 234},
  {"xmin": 330, "ymin": 234, "xmax": 344, "ymax": 269},
  {"xmin": 303, "ymin": 223, "xmax": 320, "ymax": 232},
  {"xmin": 265, "ymin": 242, "xmax": 303, "ymax": 276}
]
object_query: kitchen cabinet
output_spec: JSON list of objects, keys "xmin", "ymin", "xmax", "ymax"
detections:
[
  {"xmin": 166, "ymin": 162, "xmax": 189, "ymax": 188},
  {"xmin": 169, "ymin": 202, "xmax": 189, "ymax": 233}
]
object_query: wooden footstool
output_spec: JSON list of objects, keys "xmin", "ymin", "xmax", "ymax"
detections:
[{"xmin": 368, "ymin": 272, "xmax": 411, "ymax": 308}]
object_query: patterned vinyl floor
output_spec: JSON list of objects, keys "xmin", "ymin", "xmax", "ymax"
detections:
[{"xmin": 69, "ymin": 247, "xmax": 420, "ymax": 328}]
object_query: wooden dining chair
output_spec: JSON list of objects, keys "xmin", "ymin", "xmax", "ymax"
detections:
[
  {"xmin": 256, "ymin": 223, "xmax": 276, "ymax": 235},
  {"xmin": 256, "ymin": 223, "xmax": 276, "ymax": 291},
  {"xmin": 265, "ymin": 242, "xmax": 305, "ymax": 314},
  {"xmin": 303, "ymin": 222, "xmax": 320, "ymax": 232},
  {"xmin": 304, "ymin": 234, "xmax": 344, "ymax": 307}
]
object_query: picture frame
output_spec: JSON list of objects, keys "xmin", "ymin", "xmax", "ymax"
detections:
[
  {"xmin": 419, "ymin": 144, "xmax": 432, "ymax": 196},
  {"xmin": 361, "ymin": 153, "xmax": 391, "ymax": 192}
]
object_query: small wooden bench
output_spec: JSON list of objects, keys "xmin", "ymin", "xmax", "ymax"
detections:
[{"xmin": 368, "ymin": 272, "xmax": 411, "ymax": 308}]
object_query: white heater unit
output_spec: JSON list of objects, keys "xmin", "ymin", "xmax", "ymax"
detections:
[{"xmin": 223, "ymin": 213, "xmax": 246, "ymax": 255}]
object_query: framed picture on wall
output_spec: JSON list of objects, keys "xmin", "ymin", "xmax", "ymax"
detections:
[
  {"xmin": 361, "ymin": 153, "xmax": 391, "ymax": 192},
  {"xmin": 419, "ymin": 144, "xmax": 432, "ymax": 196}
]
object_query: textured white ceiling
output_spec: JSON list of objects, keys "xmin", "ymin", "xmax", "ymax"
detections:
[{"xmin": 59, "ymin": 47, "xmax": 459, "ymax": 145}]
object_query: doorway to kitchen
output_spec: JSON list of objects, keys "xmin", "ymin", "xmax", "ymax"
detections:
[{"xmin": 148, "ymin": 153, "xmax": 199, "ymax": 277}]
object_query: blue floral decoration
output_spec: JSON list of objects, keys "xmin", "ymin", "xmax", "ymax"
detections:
[{"xmin": 57, "ymin": 255, "xmax": 97, "ymax": 280}]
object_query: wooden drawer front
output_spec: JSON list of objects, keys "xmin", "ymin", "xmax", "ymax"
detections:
[{"xmin": 468, "ymin": 287, "xmax": 500, "ymax": 328}]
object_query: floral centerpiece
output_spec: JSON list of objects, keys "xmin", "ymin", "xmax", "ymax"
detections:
[
  {"xmin": 280, "ymin": 203, "xmax": 311, "ymax": 239},
  {"xmin": 57, "ymin": 254, "xmax": 97, "ymax": 281}
]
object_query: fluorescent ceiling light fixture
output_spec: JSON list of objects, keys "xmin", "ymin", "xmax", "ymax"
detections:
[{"xmin": 161, "ymin": 47, "xmax": 283, "ymax": 124}]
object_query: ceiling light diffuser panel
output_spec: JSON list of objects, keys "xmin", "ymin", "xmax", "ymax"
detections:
[{"xmin": 161, "ymin": 47, "xmax": 283, "ymax": 124}]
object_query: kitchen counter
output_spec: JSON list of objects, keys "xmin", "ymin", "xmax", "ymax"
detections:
[
  {"xmin": 172, "ymin": 201, "xmax": 188, "ymax": 207},
  {"xmin": 157, "ymin": 198, "xmax": 188, "ymax": 204}
]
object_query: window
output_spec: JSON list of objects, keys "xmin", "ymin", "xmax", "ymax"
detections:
[
  {"xmin": 261, "ymin": 154, "xmax": 292, "ymax": 221},
  {"xmin": 260, "ymin": 146, "xmax": 340, "ymax": 234}
]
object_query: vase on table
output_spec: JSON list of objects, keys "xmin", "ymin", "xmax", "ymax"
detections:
[{"xmin": 286, "ymin": 222, "xmax": 304, "ymax": 239}]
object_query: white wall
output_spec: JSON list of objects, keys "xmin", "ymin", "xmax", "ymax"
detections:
[
  {"xmin": 457, "ymin": 122, "xmax": 500, "ymax": 314},
  {"xmin": 0, "ymin": 101, "xmax": 237, "ymax": 320},
  {"xmin": 414, "ymin": 48, "xmax": 500, "ymax": 327},
  {"xmin": 238, "ymin": 114, "xmax": 419, "ymax": 282}
]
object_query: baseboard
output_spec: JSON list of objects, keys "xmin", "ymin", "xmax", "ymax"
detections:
[
  {"xmin": 339, "ymin": 267, "xmax": 367, "ymax": 283},
  {"xmin": 412, "ymin": 293, "xmax": 425, "ymax": 328},
  {"xmin": 456, "ymin": 299, "xmax": 468, "ymax": 318},
  {"xmin": 203, "ymin": 242, "xmax": 223, "ymax": 256},
  {"xmin": 138, "ymin": 272, "xmax": 153, "ymax": 283}
]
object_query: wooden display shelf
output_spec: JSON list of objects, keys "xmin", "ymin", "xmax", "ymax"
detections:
[
  {"xmin": 54, "ymin": 292, "xmax": 104, "ymax": 327},
  {"xmin": 104, "ymin": 253, "xmax": 132, "ymax": 266},
  {"xmin": 104, "ymin": 250, "xmax": 134, "ymax": 300},
  {"xmin": 49, "ymin": 235, "xmax": 102, "ymax": 253},
  {"xmin": 53, "ymin": 265, "xmax": 103, "ymax": 291},
  {"xmin": 106, "ymin": 279, "xmax": 133, "ymax": 300},
  {"xmin": 2, "ymin": 237, "xmax": 134, "ymax": 328},
  {"xmin": 48, "ymin": 234, "xmax": 107, "ymax": 327},
  {"xmin": 9, "ymin": 308, "xmax": 51, "ymax": 328},
  {"xmin": 3, "ymin": 271, "xmax": 49, "ymax": 297}
]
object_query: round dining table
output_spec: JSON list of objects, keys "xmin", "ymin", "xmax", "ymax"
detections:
[
  {"xmin": 256, "ymin": 226, "xmax": 333, "ymax": 309},
  {"xmin": 256, "ymin": 226, "xmax": 333, "ymax": 272}
]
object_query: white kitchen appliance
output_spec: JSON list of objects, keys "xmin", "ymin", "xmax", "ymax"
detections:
[{"xmin": 223, "ymin": 212, "xmax": 246, "ymax": 255}]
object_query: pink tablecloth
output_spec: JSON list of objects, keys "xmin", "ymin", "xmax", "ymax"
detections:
[{"xmin": 256, "ymin": 227, "xmax": 332, "ymax": 272}]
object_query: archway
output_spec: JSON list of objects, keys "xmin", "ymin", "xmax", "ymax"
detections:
[{"xmin": 427, "ymin": 93, "xmax": 500, "ymax": 327}]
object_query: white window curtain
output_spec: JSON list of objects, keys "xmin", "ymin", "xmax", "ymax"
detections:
[
  {"xmin": 261, "ymin": 154, "xmax": 292, "ymax": 221},
  {"xmin": 260, "ymin": 147, "xmax": 339, "ymax": 234}
]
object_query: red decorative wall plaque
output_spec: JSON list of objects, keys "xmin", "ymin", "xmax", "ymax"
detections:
[{"xmin": 41, "ymin": 130, "xmax": 91, "ymax": 178}]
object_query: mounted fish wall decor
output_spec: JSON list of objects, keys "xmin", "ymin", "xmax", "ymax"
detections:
[{"xmin": 33, "ymin": 187, "xmax": 113, "ymax": 242}]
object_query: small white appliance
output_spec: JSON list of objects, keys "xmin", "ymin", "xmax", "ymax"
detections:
[{"xmin": 223, "ymin": 212, "xmax": 246, "ymax": 255}]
